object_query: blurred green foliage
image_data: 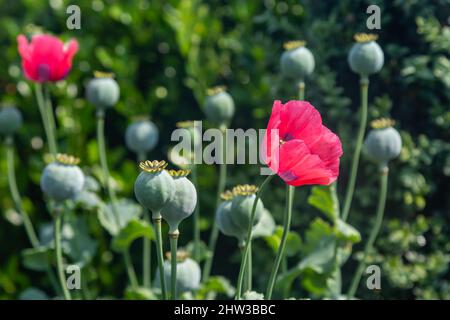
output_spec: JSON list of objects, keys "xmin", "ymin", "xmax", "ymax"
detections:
[{"xmin": 0, "ymin": 0, "xmax": 449, "ymax": 299}]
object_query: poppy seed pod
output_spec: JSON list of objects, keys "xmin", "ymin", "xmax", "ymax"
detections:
[
  {"xmin": 348, "ymin": 33, "xmax": 384, "ymax": 77},
  {"xmin": 229, "ymin": 185, "xmax": 264, "ymax": 237},
  {"xmin": 216, "ymin": 191, "xmax": 246, "ymax": 241},
  {"xmin": 280, "ymin": 41, "xmax": 315, "ymax": 80},
  {"xmin": 86, "ymin": 71, "xmax": 120, "ymax": 110},
  {"xmin": 204, "ymin": 86, "xmax": 235, "ymax": 126},
  {"xmin": 134, "ymin": 160, "xmax": 175, "ymax": 219},
  {"xmin": 125, "ymin": 118, "xmax": 159, "ymax": 154},
  {"xmin": 160, "ymin": 170, "xmax": 197, "ymax": 234},
  {"xmin": 40, "ymin": 154, "xmax": 85, "ymax": 202},
  {"xmin": 155, "ymin": 251, "xmax": 201, "ymax": 294},
  {"xmin": 365, "ymin": 118, "xmax": 402, "ymax": 165},
  {"xmin": 0, "ymin": 106, "xmax": 23, "ymax": 135}
]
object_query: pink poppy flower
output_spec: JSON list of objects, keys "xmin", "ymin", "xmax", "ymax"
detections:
[
  {"xmin": 263, "ymin": 100, "xmax": 343, "ymax": 186},
  {"xmin": 17, "ymin": 34, "xmax": 78, "ymax": 82}
]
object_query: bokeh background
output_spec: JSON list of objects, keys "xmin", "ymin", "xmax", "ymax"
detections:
[{"xmin": 0, "ymin": 0, "xmax": 449, "ymax": 299}]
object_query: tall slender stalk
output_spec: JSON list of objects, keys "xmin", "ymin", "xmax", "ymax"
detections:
[
  {"xmin": 203, "ymin": 128, "xmax": 227, "ymax": 281},
  {"xmin": 347, "ymin": 166, "xmax": 388, "ymax": 298},
  {"xmin": 247, "ymin": 241, "xmax": 252, "ymax": 292},
  {"xmin": 191, "ymin": 165, "xmax": 201, "ymax": 262},
  {"xmin": 298, "ymin": 80, "xmax": 305, "ymax": 100},
  {"xmin": 123, "ymin": 250, "xmax": 139, "ymax": 290},
  {"xmin": 342, "ymin": 76, "xmax": 369, "ymax": 221},
  {"xmin": 43, "ymin": 85, "xmax": 58, "ymax": 153},
  {"xmin": 169, "ymin": 233, "xmax": 179, "ymax": 300},
  {"xmin": 154, "ymin": 217, "xmax": 168, "ymax": 299},
  {"xmin": 34, "ymin": 83, "xmax": 57, "ymax": 155},
  {"xmin": 54, "ymin": 212, "xmax": 71, "ymax": 300},
  {"xmin": 137, "ymin": 152, "xmax": 152, "ymax": 288},
  {"xmin": 235, "ymin": 174, "xmax": 274, "ymax": 299},
  {"xmin": 265, "ymin": 185, "xmax": 294, "ymax": 299}
]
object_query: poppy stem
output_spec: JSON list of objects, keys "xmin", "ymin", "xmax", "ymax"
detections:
[
  {"xmin": 235, "ymin": 174, "xmax": 274, "ymax": 300},
  {"xmin": 342, "ymin": 76, "xmax": 369, "ymax": 221},
  {"xmin": 191, "ymin": 165, "xmax": 201, "ymax": 262},
  {"xmin": 265, "ymin": 185, "xmax": 294, "ymax": 299},
  {"xmin": 298, "ymin": 80, "xmax": 305, "ymax": 100},
  {"xmin": 53, "ymin": 210, "xmax": 72, "ymax": 300},
  {"xmin": 34, "ymin": 83, "xmax": 57, "ymax": 155},
  {"xmin": 169, "ymin": 233, "xmax": 179, "ymax": 300},
  {"xmin": 154, "ymin": 217, "xmax": 168, "ymax": 299},
  {"xmin": 203, "ymin": 128, "xmax": 227, "ymax": 281},
  {"xmin": 347, "ymin": 166, "xmax": 388, "ymax": 298},
  {"xmin": 123, "ymin": 250, "xmax": 139, "ymax": 290}
]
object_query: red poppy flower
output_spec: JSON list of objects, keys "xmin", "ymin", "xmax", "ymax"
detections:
[
  {"xmin": 263, "ymin": 100, "xmax": 343, "ymax": 186},
  {"xmin": 17, "ymin": 34, "xmax": 78, "ymax": 82}
]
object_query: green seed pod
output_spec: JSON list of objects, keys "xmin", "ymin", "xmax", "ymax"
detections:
[
  {"xmin": 365, "ymin": 118, "xmax": 402, "ymax": 165},
  {"xmin": 280, "ymin": 41, "xmax": 315, "ymax": 80},
  {"xmin": 161, "ymin": 170, "xmax": 197, "ymax": 234},
  {"xmin": 348, "ymin": 33, "xmax": 384, "ymax": 77},
  {"xmin": 155, "ymin": 251, "xmax": 201, "ymax": 294},
  {"xmin": 204, "ymin": 86, "xmax": 234, "ymax": 126},
  {"xmin": 40, "ymin": 154, "xmax": 85, "ymax": 202},
  {"xmin": 134, "ymin": 160, "xmax": 175, "ymax": 218},
  {"xmin": 0, "ymin": 106, "xmax": 23, "ymax": 136},
  {"xmin": 229, "ymin": 185, "xmax": 264, "ymax": 237},
  {"xmin": 252, "ymin": 208, "xmax": 276, "ymax": 238},
  {"xmin": 86, "ymin": 71, "xmax": 120, "ymax": 110},
  {"xmin": 216, "ymin": 191, "xmax": 246, "ymax": 241},
  {"xmin": 125, "ymin": 118, "xmax": 159, "ymax": 154}
]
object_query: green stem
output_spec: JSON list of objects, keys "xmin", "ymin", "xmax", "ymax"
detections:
[
  {"xmin": 235, "ymin": 174, "xmax": 274, "ymax": 299},
  {"xmin": 342, "ymin": 76, "xmax": 369, "ymax": 221},
  {"xmin": 298, "ymin": 80, "xmax": 305, "ymax": 100},
  {"xmin": 192, "ymin": 165, "xmax": 201, "ymax": 262},
  {"xmin": 54, "ymin": 213, "xmax": 71, "ymax": 300},
  {"xmin": 330, "ymin": 182, "xmax": 342, "ymax": 297},
  {"xmin": 169, "ymin": 234, "xmax": 179, "ymax": 300},
  {"xmin": 34, "ymin": 83, "xmax": 57, "ymax": 155},
  {"xmin": 5, "ymin": 137, "xmax": 39, "ymax": 247},
  {"xmin": 347, "ymin": 166, "xmax": 388, "ymax": 298},
  {"xmin": 247, "ymin": 241, "xmax": 252, "ymax": 292},
  {"xmin": 203, "ymin": 128, "xmax": 227, "ymax": 281},
  {"xmin": 96, "ymin": 112, "xmax": 120, "ymax": 226},
  {"xmin": 123, "ymin": 250, "xmax": 139, "ymax": 290},
  {"xmin": 43, "ymin": 84, "xmax": 58, "ymax": 154},
  {"xmin": 154, "ymin": 217, "xmax": 168, "ymax": 299},
  {"xmin": 265, "ymin": 185, "xmax": 294, "ymax": 299}
]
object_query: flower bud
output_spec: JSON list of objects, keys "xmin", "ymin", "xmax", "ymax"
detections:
[
  {"xmin": 0, "ymin": 106, "xmax": 23, "ymax": 136},
  {"xmin": 86, "ymin": 71, "xmax": 120, "ymax": 110},
  {"xmin": 348, "ymin": 33, "xmax": 384, "ymax": 77},
  {"xmin": 134, "ymin": 160, "xmax": 175, "ymax": 218},
  {"xmin": 155, "ymin": 251, "xmax": 201, "ymax": 294},
  {"xmin": 365, "ymin": 118, "xmax": 402, "ymax": 165},
  {"xmin": 40, "ymin": 154, "xmax": 85, "ymax": 202},
  {"xmin": 204, "ymin": 86, "xmax": 234, "ymax": 126},
  {"xmin": 125, "ymin": 118, "xmax": 159, "ymax": 154},
  {"xmin": 161, "ymin": 170, "xmax": 197, "ymax": 234},
  {"xmin": 280, "ymin": 41, "xmax": 315, "ymax": 80}
]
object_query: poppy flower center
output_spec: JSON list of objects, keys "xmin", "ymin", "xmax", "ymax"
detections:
[{"xmin": 37, "ymin": 63, "xmax": 51, "ymax": 82}]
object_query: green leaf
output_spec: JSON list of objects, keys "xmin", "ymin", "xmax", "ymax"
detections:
[
  {"xmin": 22, "ymin": 247, "xmax": 52, "ymax": 271},
  {"xmin": 336, "ymin": 219, "xmax": 361, "ymax": 243},
  {"xmin": 264, "ymin": 226, "xmax": 302, "ymax": 257},
  {"xmin": 62, "ymin": 216, "xmax": 98, "ymax": 267},
  {"xmin": 184, "ymin": 240, "xmax": 211, "ymax": 262},
  {"xmin": 196, "ymin": 276, "xmax": 235, "ymax": 299},
  {"xmin": 98, "ymin": 198, "xmax": 143, "ymax": 236},
  {"xmin": 112, "ymin": 219, "xmax": 154, "ymax": 252},
  {"xmin": 19, "ymin": 288, "xmax": 49, "ymax": 300},
  {"xmin": 308, "ymin": 186, "xmax": 338, "ymax": 221},
  {"xmin": 124, "ymin": 287, "xmax": 157, "ymax": 300}
]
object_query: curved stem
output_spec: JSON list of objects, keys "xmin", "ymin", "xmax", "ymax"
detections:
[
  {"xmin": 342, "ymin": 77, "xmax": 369, "ymax": 221},
  {"xmin": 298, "ymin": 80, "xmax": 305, "ymax": 100},
  {"xmin": 169, "ymin": 234, "xmax": 179, "ymax": 300},
  {"xmin": 203, "ymin": 129, "xmax": 227, "ymax": 281},
  {"xmin": 247, "ymin": 241, "xmax": 252, "ymax": 292},
  {"xmin": 191, "ymin": 165, "xmax": 201, "ymax": 262},
  {"xmin": 34, "ymin": 83, "xmax": 57, "ymax": 155},
  {"xmin": 235, "ymin": 174, "xmax": 274, "ymax": 299},
  {"xmin": 154, "ymin": 217, "xmax": 168, "ymax": 299},
  {"xmin": 347, "ymin": 166, "xmax": 388, "ymax": 298},
  {"xmin": 265, "ymin": 185, "xmax": 294, "ymax": 299},
  {"xmin": 96, "ymin": 112, "xmax": 120, "ymax": 226},
  {"xmin": 54, "ymin": 213, "xmax": 71, "ymax": 300},
  {"xmin": 5, "ymin": 137, "xmax": 39, "ymax": 247},
  {"xmin": 123, "ymin": 250, "xmax": 139, "ymax": 290}
]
